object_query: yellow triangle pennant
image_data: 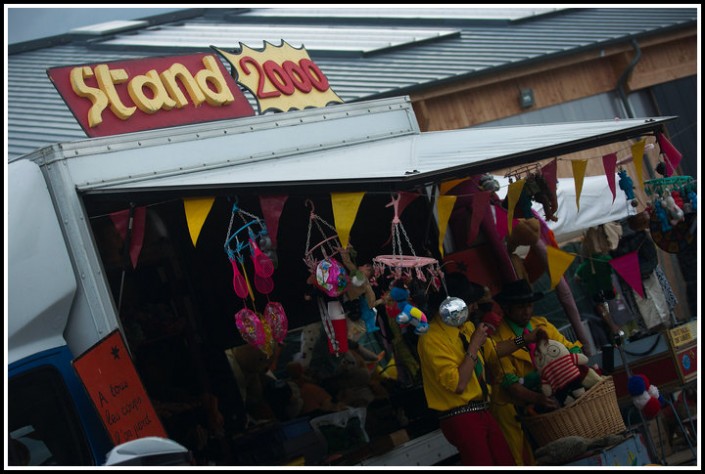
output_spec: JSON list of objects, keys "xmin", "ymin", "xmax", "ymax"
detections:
[
  {"xmin": 506, "ymin": 179, "xmax": 525, "ymax": 235},
  {"xmin": 546, "ymin": 246, "xmax": 576, "ymax": 290},
  {"xmin": 631, "ymin": 139, "xmax": 646, "ymax": 190},
  {"xmin": 436, "ymin": 195, "xmax": 457, "ymax": 257},
  {"xmin": 331, "ymin": 192, "xmax": 365, "ymax": 249},
  {"xmin": 571, "ymin": 160, "xmax": 588, "ymax": 212},
  {"xmin": 183, "ymin": 197, "xmax": 215, "ymax": 246},
  {"xmin": 440, "ymin": 178, "xmax": 468, "ymax": 195}
]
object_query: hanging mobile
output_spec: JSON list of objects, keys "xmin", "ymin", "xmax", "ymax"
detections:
[{"xmin": 224, "ymin": 199, "xmax": 287, "ymax": 355}]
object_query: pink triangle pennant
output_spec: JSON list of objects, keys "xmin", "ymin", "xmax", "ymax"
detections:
[
  {"xmin": 396, "ymin": 191, "xmax": 419, "ymax": 217},
  {"xmin": 541, "ymin": 158, "xmax": 558, "ymax": 197},
  {"xmin": 259, "ymin": 195, "xmax": 288, "ymax": 249},
  {"xmin": 467, "ymin": 191, "xmax": 490, "ymax": 246},
  {"xmin": 657, "ymin": 132, "xmax": 683, "ymax": 177},
  {"xmin": 109, "ymin": 206, "xmax": 146, "ymax": 269},
  {"xmin": 602, "ymin": 153, "xmax": 618, "ymax": 204},
  {"xmin": 493, "ymin": 203, "xmax": 509, "ymax": 241},
  {"xmin": 609, "ymin": 251, "xmax": 644, "ymax": 298}
]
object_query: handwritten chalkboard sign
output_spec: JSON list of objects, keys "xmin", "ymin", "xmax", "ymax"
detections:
[{"xmin": 73, "ymin": 329, "xmax": 167, "ymax": 445}]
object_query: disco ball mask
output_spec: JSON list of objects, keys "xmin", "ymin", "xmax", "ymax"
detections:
[{"xmin": 439, "ymin": 297, "xmax": 469, "ymax": 327}]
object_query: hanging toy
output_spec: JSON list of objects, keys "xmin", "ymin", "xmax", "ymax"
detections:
[
  {"xmin": 671, "ymin": 190, "xmax": 684, "ymax": 209},
  {"xmin": 687, "ymin": 190, "xmax": 697, "ymax": 212},
  {"xmin": 390, "ymin": 283, "xmax": 429, "ymax": 335},
  {"xmin": 628, "ymin": 374, "xmax": 665, "ymax": 419},
  {"xmin": 302, "ymin": 200, "xmax": 350, "ymax": 355},
  {"xmin": 234, "ymin": 307, "xmax": 272, "ymax": 356},
  {"xmin": 263, "ymin": 302, "xmax": 288, "ymax": 344},
  {"xmin": 618, "ymin": 168, "xmax": 637, "ymax": 207},
  {"xmin": 224, "ymin": 200, "xmax": 288, "ymax": 354},
  {"xmin": 662, "ymin": 191, "xmax": 685, "ymax": 225},
  {"xmin": 653, "ymin": 199, "xmax": 672, "ymax": 232},
  {"xmin": 373, "ymin": 193, "xmax": 443, "ymax": 291}
]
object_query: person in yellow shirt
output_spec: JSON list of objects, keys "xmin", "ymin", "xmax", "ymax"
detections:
[
  {"xmin": 488, "ymin": 278, "xmax": 583, "ymax": 466},
  {"xmin": 417, "ymin": 273, "xmax": 543, "ymax": 466}
]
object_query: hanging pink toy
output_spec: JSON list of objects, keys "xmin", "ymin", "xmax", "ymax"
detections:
[
  {"xmin": 264, "ymin": 302, "xmax": 288, "ymax": 344},
  {"xmin": 230, "ymin": 258, "xmax": 249, "ymax": 299},
  {"xmin": 234, "ymin": 307, "xmax": 268, "ymax": 351},
  {"xmin": 250, "ymin": 236, "xmax": 274, "ymax": 278}
]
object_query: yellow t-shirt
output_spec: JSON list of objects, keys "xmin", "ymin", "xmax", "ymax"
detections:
[{"xmin": 417, "ymin": 317, "xmax": 498, "ymax": 411}]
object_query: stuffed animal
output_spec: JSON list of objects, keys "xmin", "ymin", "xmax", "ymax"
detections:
[
  {"xmin": 662, "ymin": 191, "xmax": 684, "ymax": 225},
  {"xmin": 628, "ymin": 374, "xmax": 664, "ymax": 419},
  {"xmin": 340, "ymin": 246, "xmax": 382, "ymax": 333},
  {"xmin": 533, "ymin": 333, "xmax": 603, "ymax": 407},
  {"xmin": 389, "ymin": 284, "xmax": 429, "ymax": 335},
  {"xmin": 618, "ymin": 169, "xmax": 636, "ymax": 201}
]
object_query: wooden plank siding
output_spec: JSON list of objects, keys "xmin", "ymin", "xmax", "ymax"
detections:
[{"xmin": 410, "ymin": 27, "xmax": 697, "ymax": 132}]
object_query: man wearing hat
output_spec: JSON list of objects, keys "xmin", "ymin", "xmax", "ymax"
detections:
[
  {"xmin": 416, "ymin": 273, "xmax": 544, "ymax": 466},
  {"xmin": 489, "ymin": 278, "xmax": 584, "ymax": 466}
]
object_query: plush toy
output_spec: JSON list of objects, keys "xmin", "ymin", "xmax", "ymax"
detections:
[
  {"xmin": 389, "ymin": 284, "xmax": 429, "ymax": 335},
  {"xmin": 662, "ymin": 191, "xmax": 684, "ymax": 225},
  {"xmin": 340, "ymin": 246, "xmax": 382, "ymax": 333},
  {"xmin": 533, "ymin": 333, "xmax": 603, "ymax": 407},
  {"xmin": 687, "ymin": 191, "xmax": 697, "ymax": 212},
  {"xmin": 628, "ymin": 374, "xmax": 664, "ymax": 419},
  {"xmin": 653, "ymin": 199, "xmax": 672, "ymax": 232},
  {"xmin": 618, "ymin": 169, "xmax": 636, "ymax": 201}
]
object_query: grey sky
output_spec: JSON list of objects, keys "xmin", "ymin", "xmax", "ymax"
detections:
[{"xmin": 6, "ymin": 6, "xmax": 186, "ymax": 45}]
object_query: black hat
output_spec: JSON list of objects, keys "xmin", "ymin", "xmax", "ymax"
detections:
[
  {"xmin": 494, "ymin": 279, "xmax": 544, "ymax": 305},
  {"xmin": 444, "ymin": 272, "xmax": 486, "ymax": 304}
]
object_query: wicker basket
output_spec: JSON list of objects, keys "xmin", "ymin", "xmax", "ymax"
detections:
[{"xmin": 521, "ymin": 376, "xmax": 626, "ymax": 447}]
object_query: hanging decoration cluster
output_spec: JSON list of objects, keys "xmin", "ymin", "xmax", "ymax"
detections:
[{"xmin": 224, "ymin": 201, "xmax": 287, "ymax": 356}]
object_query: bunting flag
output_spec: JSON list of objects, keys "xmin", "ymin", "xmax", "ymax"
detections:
[
  {"xmin": 546, "ymin": 245, "xmax": 575, "ymax": 290},
  {"xmin": 493, "ymin": 204, "xmax": 509, "ymax": 241},
  {"xmin": 467, "ymin": 191, "xmax": 491, "ymax": 246},
  {"xmin": 541, "ymin": 158, "xmax": 558, "ymax": 197},
  {"xmin": 183, "ymin": 197, "xmax": 215, "ymax": 247},
  {"xmin": 602, "ymin": 153, "xmax": 618, "ymax": 203},
  {"xmin": 109, "ymin": 206, "xmax": 147, "ymax": 269},
  {"xmin": 506, "ymin": 179, "xmax": 525, "ymax": 235},
  {"xmin": 259, "ymin": 195, "xmax": 289, "ymax": 248},
  {"xmin": 440, "ymin": 178, "xmax": 469, "ymax": 195},
  {"xmin": 609, "ymin": 251, "xmax": 644, "ymax": 298},
  {"xmin": 436, "ymin": 195, "xmax": 457, "ymax": 257},
  {"xmin": 396, "ymin": 191, "xmax": 420, "ymax": 217},
  {"xmin": 571, "ymin": 160, "xmax": 588, "ymax": 212},
  {"xmin": 331, "ymin": 192, "xmax": 365, "ymax": 249},
  {"xmin": 631, "ymin": 139, "xmax": 646, "ymax": 189},
  {"xmin": 656, "ymin": 133, "xmax": 683, "ymax": 177}
]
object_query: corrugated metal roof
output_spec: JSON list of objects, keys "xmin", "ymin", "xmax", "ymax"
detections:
[{"xmin": 7, "ymin": 7, "xmax": 697, "ymax": 161}]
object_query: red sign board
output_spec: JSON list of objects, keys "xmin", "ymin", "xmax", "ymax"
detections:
[
  {"xmin": 47, "ymin": 53, "xmax": 254, "ymax": 137},
  {"xmin": 73, "ymin": 330, "xmax": 167, "ymax": 445}
]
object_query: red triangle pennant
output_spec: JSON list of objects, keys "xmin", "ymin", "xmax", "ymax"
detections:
[
  {"xmin": 602, "ymin": 153, "xmax": 618, "ymax": 204},
  {"xmin": 259, "ymin": 195, "xmax": 289, "ymax": 248},
  {"xmin": 657, "ymin": 132, "xmax": 683, "ymax": 177},
  {"xmin": 467, "ymin": 191, "xmax": 490, "ymax": 246},
  {"xmin": 541, "ymin": 158, "xmax": 558, "ymax": 196},
  {"xmin": 109, "ymin": 206, "xmax": 146, "ymax": 269},
  {"xmin": 493, "ymin": 204, "xmax": 509, "ymax": 241},
  {"xmin": 609, "ymin": 251, "xmax": 644, "ymax": 298}
]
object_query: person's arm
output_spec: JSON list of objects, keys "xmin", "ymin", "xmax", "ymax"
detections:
[
  {"xmin": 455, "ymin": 323, "xmax": 488, "ymax": 393},
  {"xmin": 494, "ymin": 326, "xmax": 547, "ymax": 358},
  {"xmin": 506, "ymin": 382, "xmax": 560, "ymax": 410}
]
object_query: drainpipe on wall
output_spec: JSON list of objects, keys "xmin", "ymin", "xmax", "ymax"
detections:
[
  {"xmin": 616, "ymin": 38, "xmax": 656, "ymax": 180},
  {"xmin": 616, "ymin": 38, "xmax": 641, "ymax": 119}
]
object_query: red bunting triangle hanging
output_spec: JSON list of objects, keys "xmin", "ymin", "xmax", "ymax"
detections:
[
  {"xmin": 109, "ymin": 206, "xmax": 146, "ymax": 269},
  {"xmin": 609, "ymin": 251, "xmax": 644, "ymax": 298}
]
